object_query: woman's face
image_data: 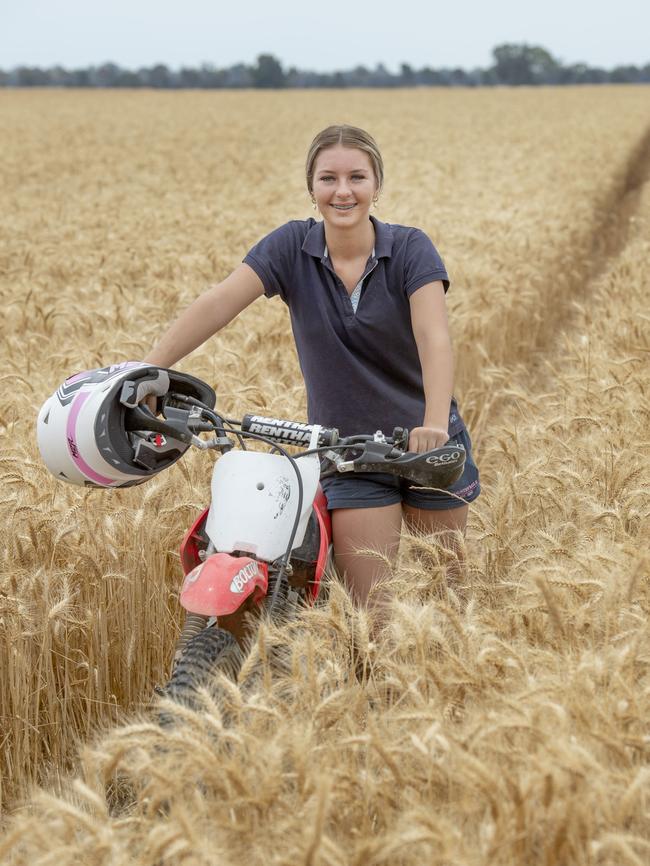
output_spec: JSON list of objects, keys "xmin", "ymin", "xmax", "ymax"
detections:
[{"xmin": 312, "ymin": 145, "xmax": 378, "ymax": 230}]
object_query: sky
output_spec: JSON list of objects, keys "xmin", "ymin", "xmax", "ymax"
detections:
[{"xmin": 2, "ymin": 0, "xmax": 649, "ymax": 71}]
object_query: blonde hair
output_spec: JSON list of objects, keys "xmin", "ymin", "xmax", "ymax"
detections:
[{"xmin": 305, "ymin": 125, "xmax": 384, "ymax": 195}]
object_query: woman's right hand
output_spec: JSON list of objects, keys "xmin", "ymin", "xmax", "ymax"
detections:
[{"xmin": 142, "ymin": 394, "xmax": 158, "ymax": 416}]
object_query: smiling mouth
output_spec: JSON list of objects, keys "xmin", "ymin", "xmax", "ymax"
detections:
[{"xmin": 331, "ymin": 203, "xmax": 357, "ymax": 211}]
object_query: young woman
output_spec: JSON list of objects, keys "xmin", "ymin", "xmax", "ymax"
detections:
[{"xmin": 144, "ymin": 125, "xmax": 480, "ymax": 608}]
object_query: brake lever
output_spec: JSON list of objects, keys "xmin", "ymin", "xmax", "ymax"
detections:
[
  {"xmin": 336, "ymin": 440, "xmax": 405, "ymax": 472},
  {"xmin": 124, "ymin": 405, "xmax": 194, "ymax": 441},
  {"xmin": 128, "ymin": 405, "xmax": 235, "ymax": 454}
]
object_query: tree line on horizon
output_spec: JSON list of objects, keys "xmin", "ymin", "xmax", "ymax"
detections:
[{"xmin": 3, "ymin": 44, "xmax": 649, "ymax": 89}]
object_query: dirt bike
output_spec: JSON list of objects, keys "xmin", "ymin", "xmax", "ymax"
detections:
[{"xmin": 123, "ymin": 387, "xmax": 467, "ymax": 709}]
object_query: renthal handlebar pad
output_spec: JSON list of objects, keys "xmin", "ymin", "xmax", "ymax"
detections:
[
  {"xmin": 347, "ymin": 442, "xmax": 466, "ymax": 489},
  {"xmin": 242, "ymin": 414, "xmax": 338, "ymax": 446}
]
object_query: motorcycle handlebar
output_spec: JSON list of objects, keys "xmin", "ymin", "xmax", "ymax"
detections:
[
  {"xmin": 237, "ymin": 413, "xmax": 463, "ymax": 488},
  {"xmin": 241, "ymin": 414, "xmax": 339, "ymax": 447},
  {"xmin": 128, "ymin": 397, "xmax": 464, "ymax": 489}
]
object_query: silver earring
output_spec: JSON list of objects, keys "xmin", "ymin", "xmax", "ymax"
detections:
[
  {"xmin": 311, "ymin": 199, "xmax": 317, "ymax": 210},
  {"xmin": 373, "ymin": 197, "xmax": 379, "ymax": 208}
]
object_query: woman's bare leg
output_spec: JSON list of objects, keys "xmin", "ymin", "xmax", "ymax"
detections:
[
  {"xmin": 403, "ymin": 504, "xmax": 468, "ymax": 534},
  {"xmin": 331, "ymin": 504, "xmax": 403, "ymax": 608},
  {"xmin": 402, "ymin": 504, "xmax": 469, "ymax": 586}
]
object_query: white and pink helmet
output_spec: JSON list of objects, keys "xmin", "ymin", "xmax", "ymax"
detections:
[{"xmin": 36, "ymin": 362, "xmax": 215, "ymax": 487}]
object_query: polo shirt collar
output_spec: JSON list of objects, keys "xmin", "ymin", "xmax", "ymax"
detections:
[{"xmin": 301, "ymin": 215, "xmax": 393, "ymax": 260}]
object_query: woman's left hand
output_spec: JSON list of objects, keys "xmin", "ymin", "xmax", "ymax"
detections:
[{"xmin": 408, "ymin": 426, "xmax": 449, "ymax": 453}]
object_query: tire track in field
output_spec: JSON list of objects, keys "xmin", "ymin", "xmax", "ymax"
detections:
[
  {"xmin": 471, "ymin": 123, "xmax": 650, "ymax": 523},
  {"xmin": 473, "ymin": 122, "xmax": 650, "ymax": 435},
  {"xmin": 589, "ymin": 122, "xmax": 650, "ymax": 274},
  {"xmin": 536, "ymin": 122, "xmax": 650, "ymax": 362}
]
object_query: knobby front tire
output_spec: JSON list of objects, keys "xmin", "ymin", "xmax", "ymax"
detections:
[{"xmin": 164, "ymin": 626, "xmax": 244, "ymax": 713}]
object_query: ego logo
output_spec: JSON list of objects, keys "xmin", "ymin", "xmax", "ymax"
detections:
[
  {"xmin": 230, "ymin": 561, "xmax": 260, "ymax": 594},
  {"xmin": 425, "ymin": 449, "xmax": 461, "ymax": 466},
  {"xmin": 67, "ymin": 436, "xmax": 79, "ymax": 458}
]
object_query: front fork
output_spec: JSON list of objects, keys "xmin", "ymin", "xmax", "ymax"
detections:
[
  {"xmin": 174, "ymin": 594, "xmax": 260, "ymax": 667},
  {"xmin": 174, "ymin": 612, "xmax": 210, "ymax": 665}
]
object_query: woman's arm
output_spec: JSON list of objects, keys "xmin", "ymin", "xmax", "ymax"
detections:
[
  {"xmin": 408, "ymin": 280, "xmax": 454, "ymax": 452},
  {"xmin": 144, "ymin": 263, "xmax": 265, "ymax": 367}
]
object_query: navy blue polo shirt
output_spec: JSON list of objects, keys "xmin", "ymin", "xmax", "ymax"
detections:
[{"xmin": 243, "ymin": 215, "xmax": 465, "ymax": 439}]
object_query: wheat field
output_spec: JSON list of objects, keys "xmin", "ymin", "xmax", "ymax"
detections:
[{"xmin": 1, "ymin": 87, "xmax": 649, "ymax": 865}]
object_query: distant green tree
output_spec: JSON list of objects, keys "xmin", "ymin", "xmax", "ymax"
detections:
[
  {"xmin": 610, "ymin": 65, "xmax": 642, "ymax": 83},
  {"xmin": 179, "ymin": 67, "xmax": 202, "ymax": 88},
  {"xmin": 93, "ymin": 63, "xmax": 122, "ymax": 87},
  {"xmin": 69, "ymin": 68, "xmax": 91, "ymax": 86},
  {"xmin": 400, "ymin": 63, "xmax": 415, "ymax": 85},
  {"xmin": 449, "ymin": 67, "xmax": 469, "ymax": 86},
  {"xmin": 418, "ymin": 66, "xmax": 441, "ymax": 85},
  {"xmin": 372, "ymin": 62, "xmax": 393, "ymax": 86},
  {"xmin": 492, "ymin": 43, "xmax": 560, "ymax": 85},
  {"xmin": 115, "ymin": 69, "xmax": 142, "ymax": 87},
  {"xmin": 145, "ymin": 64, "xmax": 171, "ymax": 88},
  {"xmin": 223, "ymin": 63, "xmax": 251, "ymax": 87},
  {"xmin": 252, "ymin": 54, "xmax": 286, "ymax": 88},
  {"xmin": 583, "ymin": 66, "xmax": 608, "ymax": 84},
  {"xmin": 349, "ymin": 65, "xmax": 371, "ymax": 86},
  {"xmin": 15, "ymin": 66, "xmax": 50, "ymax": 85}
]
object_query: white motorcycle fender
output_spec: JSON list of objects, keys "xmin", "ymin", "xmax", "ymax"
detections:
[{"xmin": 205, "ymin": 447, "xmax": 321, "ymax": 562}]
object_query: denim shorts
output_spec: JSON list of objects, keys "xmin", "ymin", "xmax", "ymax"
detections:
[{"xmin": 321, "ymin": 427, "xmax": 480, "ymax": 511}]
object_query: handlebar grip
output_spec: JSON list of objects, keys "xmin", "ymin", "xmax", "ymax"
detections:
[
  {"xmin": 241, "ymin": 414, "xmax": 338, "ymax": 447},
  {"xmin": 341, "ymin": 442, "xmax": 466, "ymax": 489}
]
